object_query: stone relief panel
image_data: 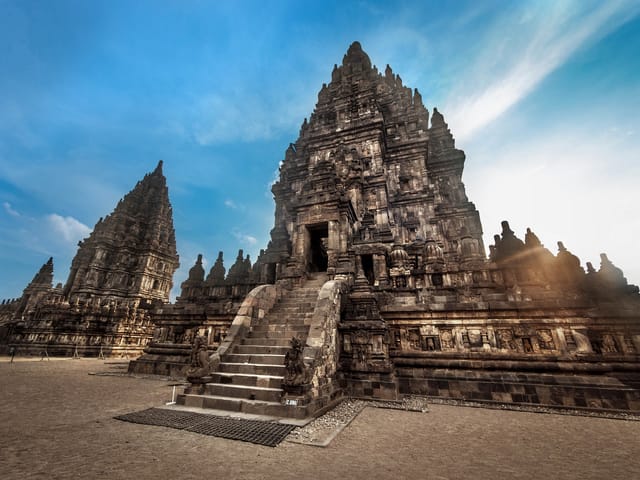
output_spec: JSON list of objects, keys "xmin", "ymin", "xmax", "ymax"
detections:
[
  {"xmin": 591, "ymin": 333, "xmax": 619, "ymax": 354},
  {"xmin": 407, "ymin": 328, "xmax": 422, "ymax": 350},
  {"xmin": 536, "ymin": 329, "xmax": 556, "ymax": 350},
  {"xmin": 439, "ymin": 329, "xmax": 455, "ymax": 350},
  {"xmin": 463, "ymin": 329, "xmax": 483, "ymax": 348},
  {"xmin": 390, "ymin": 327, "xmax": 444, "ymax": 352},
  {"xmin": 623, "ymin": 336, "xmax": 637, "ymax": 354},
  {"xmin": 496, "ymin": 328, "xmax": 523, "ymax": 352}
]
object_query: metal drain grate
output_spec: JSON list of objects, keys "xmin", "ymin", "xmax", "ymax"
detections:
[
  {"xmin": 115, "ymin": 408, "xmax": 204, "ymax": 429},
  {"xmin": 185, "ymin": 417, "xmax": 296, "ymax": 447},
  {"xmin": 115, "ymin": 408, "xmax": 295, "ymax": 447}
]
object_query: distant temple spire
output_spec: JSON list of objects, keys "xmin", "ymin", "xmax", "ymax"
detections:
[{"xmin": 63, "ymin": 162, "xmax": 179, "ymax": 302}]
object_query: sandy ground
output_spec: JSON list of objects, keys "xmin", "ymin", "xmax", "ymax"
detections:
[{"xmin": 1, "ymin": 357, "xmax": 639, "ymax": 480}]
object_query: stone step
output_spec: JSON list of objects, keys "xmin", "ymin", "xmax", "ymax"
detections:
[
  {"xmin": 274, "ymin": 306, "xmax": 314, "ymax": 311},
  {"xmin": 222, "ymin": 353, "xmax": 285, "ymax": 365},
  {"xmin": 269, "ymin": 315, "xmax": 311, "ymax": 319},
  {"xmin": 275, "ymin": 297, "xmax": 317, "ymax": 304},
  {"xmin": 267, "ymin": 310, "xmax": 314, "ymax": 317},
  {"xmin": 233, "ymin": 344, "xmax": 290, "ymax": 355},
  {"xmin": 258, "ymin": 329, "xmax": 307, "ymax": 337},
  {"xmin": 177, "ymin": 393, "xmax": 279, "ymax": 414},
  {"xmin": 260, "ymin": 315, "xmax": 311, "ymax": 323},
  {"xmin": 261, "ymin": 314, "xmax": 312, "ymax": 322},
  {"xmin": 258, "ymin": 323, "xmax": 310, "ymax": 330},
  {"xmin": 218, "ymin": 362, "xmax": 286, "ymax": 376},
  {"xmin": 247, "ymin": 326, "xmax": 309, "ymax": 345},
  {"xmin": 203, "ymin": 383, "xmax": 283, "ymax": 402},
  {"xmin": 176, "ymin": 394, "xmax": 309, "ymax": 419},
  {"xmin": 277, "ymin": 298, "xmax": 316, "ymax": 303},
  {"xmin": 269, "ymin": 303, "xmax": 316, "ymax": 310},
  {"xmin": 210, "ymin": 372, "xmax": 283, "ymax": 389},
  {"xmin": 250, "ymin": 324, "xmax": 308, "ymax": 333},
  {"xmin": 267, "ymin": 310, "xmax": 314, "ymax": 318},
  {"xmin": 284, "ymin": 286, "xmax": 320, "ymax": 292},
  {"xmin": 281, "ymin": 289, "xmax": 319, "ymax": 295},
  {"xmin": 241, "ymin": 338, "xmax": 292, "ymax": 347}
]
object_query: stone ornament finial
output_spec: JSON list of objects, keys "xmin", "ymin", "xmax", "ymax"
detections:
[{"xmin": 525, "ymin": 228, "xmax": 542, "ymax": 248}]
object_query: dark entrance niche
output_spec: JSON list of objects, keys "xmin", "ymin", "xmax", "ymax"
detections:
[
  {"xmin": 307, "ymin": 223, "xmax": 328, "ymax": 272},
  {"xmin": 361, "ymin": 254, "xmax": 374, "ymax": 285},
  {"xmin": 265, "ymin": 263, "xmax": 277, "ymax": 284},
  {"xmin": 431, "ymin": 273, "xmax": 443, "ymax": 287}
]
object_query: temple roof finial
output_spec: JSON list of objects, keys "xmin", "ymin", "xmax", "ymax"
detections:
[
  {"xmin": 349, "ymin": 41, "xmax": 363, "ymax": 52},
  {"xmin": 342, "ymin": 41, "xmax": 372, "ymax": 71}
]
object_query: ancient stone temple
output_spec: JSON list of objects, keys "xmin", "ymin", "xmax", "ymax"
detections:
[
  {"xmin": 0, "ymin": 161, "xmax": 180, "ymax": 356},
  {"xmin": 131, "ymin": 42, "xmax": 639, "ymax": 416},
  {"xmin": 4, "ymin": 42, "xmax": 639, "ymax": 414}
]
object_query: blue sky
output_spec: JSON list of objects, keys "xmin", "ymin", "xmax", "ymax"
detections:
[{"xmin": 1, "ymin": 0, "xmax": 639, "ymax": 300}]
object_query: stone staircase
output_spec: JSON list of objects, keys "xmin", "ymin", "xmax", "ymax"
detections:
[{"xmin": 177, "ymin": 274, "xmax": 328, "ymax": 418}]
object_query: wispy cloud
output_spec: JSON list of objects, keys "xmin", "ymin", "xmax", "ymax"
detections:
[
  {"xmin": 446, "ymin": 1, "xmax": 640, "ymax": 141},
  {"xmin": 224, "ymin": 199, "xmax": 243, "ymax": 210},
  {"xmin": 232, "ymin": 230, "xmax": 257, "ymax": 246},
  {"xmin": 0, "ymin": 159, "xmax": 124, "ymax": 223},
  {"xmin": 362, "ymin": 26, "xmax": 432, "ymax": 84},
  {"xmin": 45, "ymin": 214, "xmax": 91, "ymax": 244},
  {"xmin": 192, "ymin": 88, "xmax": 313, "ymax": 145},
  {"xmin": 3, "ymin": 201, "xmax": 20, "ymax": 217}
]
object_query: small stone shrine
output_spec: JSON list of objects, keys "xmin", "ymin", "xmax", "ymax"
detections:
[{"xmin": 2, "ymin": 43, "xmax": 639, "ymax": 415}]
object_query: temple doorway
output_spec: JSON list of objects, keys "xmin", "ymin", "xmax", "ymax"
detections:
[
  {"xmin": 307, "ymin": 223, "xmax": 328, "ymax": 272},
  {"xmin": 265, "ymin": 263, "xmax": 277, "ymax": 284},
  {"xmin": 361, "ymin": 254, "xmax": 374, "ymax": 285}
]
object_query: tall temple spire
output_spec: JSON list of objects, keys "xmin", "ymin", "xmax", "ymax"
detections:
[
  {"xmin": 264, "ymin": 41, "xmax": 483, "ymax": 280},
  {"xmin": 63, "ymin": 162, "xmax": 180, "ymax": 302}
]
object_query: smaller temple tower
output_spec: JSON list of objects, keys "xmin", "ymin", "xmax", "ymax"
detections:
[
  {"xmin": 2, "ymin": 161, "xmax": 181, "ymax": 357},
  {"xmin": 63, "ymin": 161, "xmax": 179, "ymax": 304},
  {"xmin": 14, "ymin": 257, "xmax": 55, "ymax": 317}
]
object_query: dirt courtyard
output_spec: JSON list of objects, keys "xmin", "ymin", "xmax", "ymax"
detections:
[{"xmin": 1, "ymin": 358, "xmax": 638, "ymax": 480}]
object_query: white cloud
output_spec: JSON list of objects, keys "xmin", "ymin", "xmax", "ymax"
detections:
[
  {"xmin": 3, "ymin": 201, "xmax": 20, "ymax": 217},
  {"xmin": 224, "ymin": 199, "xmax": 246, "ymax": 211},
  {"xmin": 45, "ymin": 214, "xmax": 91, "ymax": 244},
  {"xmin": 445, "ymin": 1, "xmax": 640, "ymax": 141},
  {"xmin": 232, "ymin": 231, "xmax": 257, "ymax": 246}
]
